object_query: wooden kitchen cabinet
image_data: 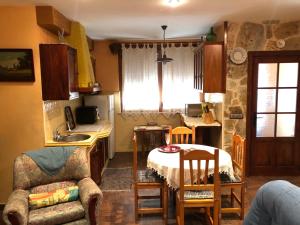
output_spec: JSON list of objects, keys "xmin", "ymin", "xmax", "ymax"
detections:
[
  {"xmin": 40, "ymin": 44, "xmax": 79, "ymax": 100},
  {"xmin": 194, "ymin": 42, "xmax": 226, "ymax": 93},
  {"xmin": 90, "ymin": 137, "xmax": 109, "ymax": 185},
  {"xmin": 90, "ymin": 143, "xmax": 101, "ymax": 184}
]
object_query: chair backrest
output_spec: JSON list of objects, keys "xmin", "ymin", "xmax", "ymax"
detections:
[
  {"xmin": 132, "ymin": 133, "xmax": 138, "ymax": 183},
  {"xmin": 13, "ymin": 147, "xmax": 90, "ymax": 190},
  {"xmin": 179, "ymin": 148, "xmax": 220, "ymax": 201},
  {"xmin": 231, "ymin": 133, "xmax": 246, "ymax": 179},
  {"xmin": 169, "ymin": 126, "xmax": 195, "ymax": 144}
]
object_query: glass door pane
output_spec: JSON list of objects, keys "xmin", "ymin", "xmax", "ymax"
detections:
[
  {"xmin": 276, "ymin": 114, "xmax": 296, "ymax": 137},
  {"xmin": 257, "ymin": 89, "xmax": 276, "ymax": 112},
  {"xmin": 258, "ymin": 63, "xmax": 277, "ymax": 87},
  {"xmin": 277, "ymin": 89, "xmax": 297, "ymax": 112},
  {"xmin": 256, "ymin": 114, "xmax": 275, "ymax": 137},
  {"xmin": 279, "ymin": 63, "xmax": 298, "ymax": 87}
]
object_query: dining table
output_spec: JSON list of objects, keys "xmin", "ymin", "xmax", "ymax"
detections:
[{"xmin": 147, "ymin": 144, "xmax": 235, "ymax": 189}]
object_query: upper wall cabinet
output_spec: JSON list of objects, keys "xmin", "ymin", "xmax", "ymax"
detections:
[
  {"xmin": 194, "ymin": 42, "xmax": 226, "ymax": 93},
  {"xmin": 36, "ymin": 6, "xmax": 71, "ymax": 36},
  {"xmin": 40, "ymin": 44, "xmax": 79, "ymax": 100}
]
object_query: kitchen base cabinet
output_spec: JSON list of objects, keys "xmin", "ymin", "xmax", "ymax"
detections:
[{"xmin": 90, "ymin": 137, "xmax": 109, "ymax": 185}]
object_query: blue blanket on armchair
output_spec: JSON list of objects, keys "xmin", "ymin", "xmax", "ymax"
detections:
[
  {"xmin": 244, "ymin": 180, "xmax": 300, "ymax": 225},
  {"xmin": 25, "ymin": 146, "xmax": 77, "ymax": 176}
]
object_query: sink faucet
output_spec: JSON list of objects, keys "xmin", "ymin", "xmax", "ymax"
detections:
[{"xmin": 53, "ymin": 122, "xmax": 71, "ymax": 141}]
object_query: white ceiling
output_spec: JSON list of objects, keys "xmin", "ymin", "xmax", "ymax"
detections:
[{"xmin": 1, "ymin": 0, "xmax": 300, "ymax": 40}]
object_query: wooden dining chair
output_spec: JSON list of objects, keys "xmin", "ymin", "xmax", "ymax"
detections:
[
  {"xmin": 169, "ymin": 126, "xmax": 196, "ymax": 144},
  {"xmin": 221, "ymin": 133, "xmax": 246, "ymax": 219},
  {"xmin": 176, "ymin": 148, "xmax": 220, "ymax": 225},
  {"xmin": 132, "ymin": 133, "xmax": 168, "ymax": 224}
]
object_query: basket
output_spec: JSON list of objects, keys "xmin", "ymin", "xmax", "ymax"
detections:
[{"xmin": 202, "ymin": 111, "xmax": 214, "ymax": 124}]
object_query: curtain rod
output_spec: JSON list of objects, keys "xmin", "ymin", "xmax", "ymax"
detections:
[
  {"xmin": 109, "ymin": 40, "xmax": 203, "ymax": 54},
  {"xmin": 119, "ymin": 39, "xmax": 203, "ymax": 44}
]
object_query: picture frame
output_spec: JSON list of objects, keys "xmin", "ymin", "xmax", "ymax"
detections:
[{"xmin": 0, "ymin": 49, "xmax": 35, "ymax": 82}]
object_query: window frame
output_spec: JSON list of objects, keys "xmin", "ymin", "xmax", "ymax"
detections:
[{"xmin": 117, "ymin": 42, "xmax": 199, "ymax": 112}]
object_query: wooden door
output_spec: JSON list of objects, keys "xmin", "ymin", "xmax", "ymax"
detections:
[{"xmin": 247, "ymin": 51, "xmax": 300, "ymax": 175}]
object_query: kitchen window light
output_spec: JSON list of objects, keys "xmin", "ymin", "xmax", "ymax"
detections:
[{"xmin": 121, "ymin": 43, "xmax": 199, "ymax": 112}]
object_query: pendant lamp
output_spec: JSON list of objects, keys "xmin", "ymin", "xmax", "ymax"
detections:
[{"xmin": 157, "ymin": 25, "xmax": 173, "ymax": 64}]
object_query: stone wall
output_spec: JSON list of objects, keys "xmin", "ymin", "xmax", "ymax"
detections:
[{"xmin": 223, "ymin": 20, "xmax": 300, "ymax": 152}]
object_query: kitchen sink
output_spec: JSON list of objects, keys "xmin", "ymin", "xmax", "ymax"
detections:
[{"xmin": 55, "ymin": 134, "xmax": 91, "ymax": 142}]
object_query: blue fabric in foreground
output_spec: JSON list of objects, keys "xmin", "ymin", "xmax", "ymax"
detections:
[
  {"xmin": 25, "ymin": 146, "xmax": 77, "ymax": 176},
  {"xmin": 244, "ymin": 180, "xmax": 300, "ymax": 225}
]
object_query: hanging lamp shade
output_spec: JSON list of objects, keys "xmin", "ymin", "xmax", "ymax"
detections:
[{"xmin": 157, "ymin": 25, "xmax": 173, "ymax": 64}]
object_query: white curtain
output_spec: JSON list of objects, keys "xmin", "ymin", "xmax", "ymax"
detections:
[
  {"xmin": 122, "ymin": 44, "xmax": 159, "ymax": 111},
  {"xmin": 162, "ymin": 44, "xmax": 200, "ymax": 112}
]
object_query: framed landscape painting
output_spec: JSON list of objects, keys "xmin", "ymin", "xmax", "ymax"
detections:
[{"xmin": 0, "ymin": 49, "xmax": 35, "ymax": 82}]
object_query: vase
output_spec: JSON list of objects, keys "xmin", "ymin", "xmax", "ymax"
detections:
[{"xmin": 206, "ymin": 27, "xmax": 216, "ymax": 42}]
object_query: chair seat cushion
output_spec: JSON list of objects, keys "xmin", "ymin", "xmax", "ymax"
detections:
[
  {"xmin": 221, "ymin": 174, "xmax": 242, "ymax": 184},
  {"xmin": 207, "ymin": 173, "xmax": 241, "ymax": 184},
  {"xmin": 28, "ymin": 200, "xmax": 85, "ymax": 225},
  {"xmin": 137, "ymin": 169, "xmax": 164, "ymax": 183},
  {"xmin": 184, "ymin": 190, "xmax": 214, "ymax": 200}
]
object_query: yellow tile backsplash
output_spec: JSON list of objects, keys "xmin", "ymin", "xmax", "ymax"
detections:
[{"xmin": 43, "ymin": 98, "xmax": 81, "ymax": 142}]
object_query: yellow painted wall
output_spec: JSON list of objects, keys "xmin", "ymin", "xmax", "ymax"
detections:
[
  {"xmin": 93, "ymin": 40, "xmax": 119, "ymax": 92},
  {"xmin": 0, "ymin": 6, "xmax": 57, "ymax": 203}
]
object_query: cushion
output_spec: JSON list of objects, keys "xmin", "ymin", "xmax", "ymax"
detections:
[
  {"xmin": 184, "ymin": 190, "xmax": 214, "ymax": 200},
  {"xmin": 207, "ymin": 172, "xmax": 240, "ymax": 183},
  {"xmin": 137, "ymin": 169, "xmax": 164, "ymax": 183},
  {"xmin": 29, "ymin": 186, "xmax": 79, "ymax": 209},
  {"xmin": 30, "ymin": 180, "xmax": 77, "ymax": 194},
  {"xmin": 28, "ymin": 200, "xmax": 85, "ymax": 225}
]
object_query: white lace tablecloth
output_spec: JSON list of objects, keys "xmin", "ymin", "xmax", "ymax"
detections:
[{"xmin": 147, "ymin": 144, "xmax": 235, "ymax": 189}]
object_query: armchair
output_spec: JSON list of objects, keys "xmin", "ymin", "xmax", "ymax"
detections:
[{"xmin": 3, "ymin": 147, "xmax": 103, "ymax": 225}]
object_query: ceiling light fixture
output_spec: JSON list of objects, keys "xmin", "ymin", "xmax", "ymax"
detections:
[
  {"xmin": 164, "ymin": 0, "xmax": 182, "ymax": 7},
  {"xmin": 157, "ymin": 25, "xmax": 173, "ymax": 64}
]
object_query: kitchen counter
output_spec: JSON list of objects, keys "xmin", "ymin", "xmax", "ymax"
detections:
[
  {"xmin": 180, "ymin": 114, "xmax": 222, "ymax": 148},
  {"xmin": 45, "ymin": 120, "xmax": 112, "ymax": 147},
  {"xmin": 181, "ymin": 114, "xmax": 221, "ymax": 127}
]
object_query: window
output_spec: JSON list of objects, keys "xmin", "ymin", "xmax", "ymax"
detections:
[
  {"xmin": 122, "ymin": 45, "xmax": 159, "ymax": 111},
  {"xmin": 162, "ymin": 45, "xmax": 199, "ymax": 111},
  {"xmin": 121, "ymin": 44, "xmax": 199, "ymax": 112}
]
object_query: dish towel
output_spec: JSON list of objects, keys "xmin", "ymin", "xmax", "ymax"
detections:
[{"xmin": 25, "ymin": 146, "xmax": 77, "ymax": 176}]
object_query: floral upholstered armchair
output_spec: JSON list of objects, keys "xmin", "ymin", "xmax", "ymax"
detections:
[{"xmin": 3, "ymin": 147, "xmax": 103, "ymax": 225}]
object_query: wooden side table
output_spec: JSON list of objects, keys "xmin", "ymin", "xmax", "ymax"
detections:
[{"xmin": 133, "ymin": 125, "xmax": 170, "ymax": 155}]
